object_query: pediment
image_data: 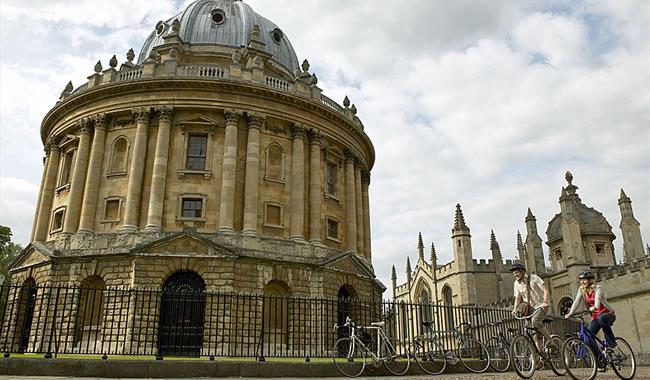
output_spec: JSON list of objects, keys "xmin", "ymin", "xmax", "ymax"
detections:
[
  {"xmin": 320, "ymin": 252, "xmax": 374, "ymax": 278},
  {"xmin": 10, "ymin": 245, "xmax": 51, "ymax": 270},
  {"xmin": 177, "ymin": 114, "xmax": 219, "ymax": 125},
  {"xmin": 131, "ymin": 232, "xmax": 237, "ymax": 258}
]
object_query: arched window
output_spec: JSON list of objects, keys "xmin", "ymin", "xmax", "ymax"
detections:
[
  {"xmin": 263, "ymin": 280, "xmax": 290, "ymax": 346},
  {"xmin": 109, "ymin": 136, "xmax": 129, "ymax": 174},
  {"xmin": 558, "ymin": 297, "xmax": 573, "ymax": 317},
  {"xmin": 75, "ymin": 276, "xmax": 106, "ymax": 347},
  {"xmin": 265, "ymin": 143, "xmax": 284, "ymax": 182},
  {"xmin": 443, "ymin": 285, "xmax": 454, "ymax": 327},
  {"xmin": 419, "ymin": 288, "xmax": 432, "ymax": 324}
]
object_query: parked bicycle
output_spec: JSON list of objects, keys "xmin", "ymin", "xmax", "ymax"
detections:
[
  {"xmin": 510, "ymin": 307, "xmax": 566, "ymax": 378},
  {"xmin": 332, "ymin": 316, "xmax": 410, "ymax": 377},
  {"xmin": 562, "ymin": 310, "xmax": 636, "ymax": 380},
  {"xmin": 409, "ymin": 320, "xmax": 490, "ymax": 374},
  {"xmin": 485, "ymin": 319, "xmax": 518, "ymax": 372}
]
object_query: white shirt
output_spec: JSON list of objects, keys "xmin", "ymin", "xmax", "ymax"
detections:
[{"xmin": 513, "ymin": 274, "xmax": 546, "ymax": 308}]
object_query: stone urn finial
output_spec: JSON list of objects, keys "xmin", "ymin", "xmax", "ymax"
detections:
[
  {"xmin": 310, "ymin": 73, "xmax": 318, "ymax": 85},
  {"xmin": 171, "ymin": 18, "xmax": 180, "ymax": 33},
  {"xmin": 301, "ymin": 59, "xmax": 310, "ymax": 73},
  {"xmin": 94, "ymin": 60, "xmax": 103, "ymax": 73},
  {"xmin": 343, "ymin": 96, "xmax": 350, "ymax": 108},
  {"xmin": 351, "ymin": 104, "xmax": 357, "ymax": 115},
  {"xmin": 64, "ymin": 81, "xmax": 73, "ymax": 93},
  {"xmin": 109, "ymin": 55, "xmax": 118, "ymax": 68},
  {"xmin": 251, "ymin": 24, "xmax": 261, "ymax": 40},
  {"xmin": 126, "ymin": 48, "xmax": 135, "ymax": 62},
  {"xmin": 565, "ymin": 171, "xmax": 573, "ymax": 185}
]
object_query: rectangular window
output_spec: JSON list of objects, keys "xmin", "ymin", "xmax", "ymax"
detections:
[
  {"xmin": 59, "ymin": 150, "xmax": 75, "ymax": 186},
  {"xmin": 595, "ymin": 243, "xmax": 605, "ymax": 255},
  {"xmin": 52, "ymin": 209, "xmax": 65, "ymax": 232},
  {"xmin": 181, "ymin": 198, "xmax": 203, "ymax": 218},
  {"xmin": 186, "ymin": 135, "xmax": 207, "ymax": 170},
  {"xmin": 326, "ymin": 162, "xmax": 337, "ymax": 195},
  {"xmin": 103, "ymin": 199, "xmax": 120, "ymax": 221},
  {"xmin": 327, "ymin": 219, "xmax": 339, "ymax": 240},
  {"xmin": 265, "ymin": 204, "xmax": 282, "ymax": 227}
]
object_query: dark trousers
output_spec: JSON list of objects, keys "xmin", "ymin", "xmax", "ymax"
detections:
[{"xmin": 587, "ymin": 312, "xmax": 616, "ymax": 353}]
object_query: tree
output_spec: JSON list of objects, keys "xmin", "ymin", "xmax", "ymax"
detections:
[{"xmin": 0, "ymin": 225, "xmax": 23, "ymax": 283}]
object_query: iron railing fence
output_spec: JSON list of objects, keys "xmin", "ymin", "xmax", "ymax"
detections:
[{"xmin": 0, "ymin": 283, "xmax": 579, "ymax": 359}]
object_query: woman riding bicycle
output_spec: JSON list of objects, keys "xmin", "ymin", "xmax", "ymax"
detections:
[{"xmin": 564, "ymin": 270, "xmax": 616, "ymax": 350}]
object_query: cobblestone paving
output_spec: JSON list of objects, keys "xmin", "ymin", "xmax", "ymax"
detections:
[{"xmin": 1, "ymin": 367, "xmax": 649, "ymax": 380}]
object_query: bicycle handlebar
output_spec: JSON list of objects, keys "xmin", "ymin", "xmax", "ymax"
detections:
[{"xmin": 512, "ymin": 306, "xmax": 544, "ymax": 320}]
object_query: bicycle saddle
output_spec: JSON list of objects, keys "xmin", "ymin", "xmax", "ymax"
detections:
[
  {"xmin": 371, "ymin": 321, "xmax": 385, "ymax": 328},
  {"xmin": 507, "ymin": 327, "xmax": 519, "ymax": 333}
]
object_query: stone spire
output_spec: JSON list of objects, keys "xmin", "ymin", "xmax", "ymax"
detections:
[
  {"xmin": 618, "ymin": 188, "xmax": 645, "ymax": 261},
  {"xmin": 417, "ymin": 232, "xmax": 424, "ymax": 262},
  {"xmin": 405, "ymin": 256, "xmax": 412, "ymax": 283},
  {"xmin": 525, "ymin": 207, "xmax": 545, "ymax": 274},
  {"xmin": 490, "ymin": 230, "xmax": 502, "ymax": 261},
  {"xmin": 391, "ymin": 265, "xmax": 397, "ymax": 294},
  {"xmin": 453, "ymin": 203, "xmax": 469, "ymax": 232},
  {"xmin": 430, "ymin": 242, "xmax": 437, "ymax": 267}
]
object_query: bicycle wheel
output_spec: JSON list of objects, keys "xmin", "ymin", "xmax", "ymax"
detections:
[
  {"xmin": 510, "ymin": 334, "xmax": 536, "ymax": 379},
  {"xmin": 332, "ymin": 337, "xmax": 369, "ymax": 377},
  {"xmin": 562, "ymin": 337, "xmax": 597, "ymax": 380},
  {"xmin": 610, "ymin": 337, "xmax": 636, "ymax": 380},
  {"xmin": 381, "ymin": 339, "xmax": 410, "ymax": 375},
  {"xmin": 458, "ymin": 337, "xmax": 490, "ymax": 373},
  {"xmin": 410, "ymin": 339, "xmax": 447, "ymax": 375},
  {"xmin": 485, "ymin": 336, "xmax": 510, "ymax": 372},
  {"xmin": 547, "ymin": 334, "xmax": 567, "ymax": 376}
]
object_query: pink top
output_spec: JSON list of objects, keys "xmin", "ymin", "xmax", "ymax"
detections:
[{"xmin": 584, "ymin": 290, "xmax": 609, "ymax": 320}]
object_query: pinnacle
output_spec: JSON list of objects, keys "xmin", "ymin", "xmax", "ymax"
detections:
[
  {"xmin": 430, "ymin": 242, "xmax": 437, "ymax": 262},
  {"xmin": 417, "ymin": 232, "xmax": 424, "ymax": 248},
  {"xmin": 453, "ymin": 203, "xmax": 469, "ymax": 231},
  {"xmin": 490, "ymin": 230, "xmax": 500, "ymax": 251},
  {"xmin": 391, "ymin": 265, "xmax": 397, "ymax": 280},
  {"xmin": 406, "ymin": 256, "xmax": 412, "ymax": 274},
  {"xmin": 619, "ymin": 188, "xmax": 630, "ymax": 200},
  {"xmin": 527, "ymin": 207, "xmax": 534, "ymax": 218},
  {"xmin": 516, "ymin": 230, "xmax": 524, "ymax": 250}
]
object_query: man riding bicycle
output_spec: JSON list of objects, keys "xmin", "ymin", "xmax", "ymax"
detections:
[{"xmin": 510, "ymin": 262, "xmax": 555, "ymax": 369}]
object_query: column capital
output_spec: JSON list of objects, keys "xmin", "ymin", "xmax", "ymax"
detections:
[
  {"xmin": 44, "ymin": 137, "xmax": 60, "ymax": 154},
  {"xmin": 291, "ymin": 123, "xmax": 306, "ymax": 139},
  {"xmin": 92, "ymin": 113, "xmax": 110, "ymax": 129},
  {"xmin": 224, "ymin": 109, "xmax": 242, "ymax": 124},
  {"xmin": 77, "ymin": 118, "xmax": 93, "ymax": 135},
  {"xmin": 362, "ymin": 171, "xmax": 371, "ymax": 185},
  {"xmin": 307, "ymin": 129, "xmax": 323, "ymax": 144},
  {"xmin": 132, "ymin": 107, "xmax": 152, "ymax": 123},
  {"xmin": 343, "ymin": 148, "xmax": 357, "ymax": 163},
  {"xmin": 157, "ymin": 106, "xmax": 175, "ymax": 122},
  {"xmin": 246, "ymin": 112, "xmax": 265, "ymax": 129}
]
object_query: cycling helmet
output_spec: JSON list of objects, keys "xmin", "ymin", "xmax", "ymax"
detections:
[
  {"xmin": 578, "ymin": 270, "xmax": 595, "ymax": 279},
  {"xmin": 509, "ymin": 262, "xmax": 526, "ymax": 272}
]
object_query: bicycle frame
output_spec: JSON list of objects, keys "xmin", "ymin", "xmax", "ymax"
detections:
[
  {"xmin": 571, "ymin": 314, "xmax": 609, "ymax": 365},
  {"xmin": 344, "ymin": 321, "xmax": 398, "ymax": 362}
]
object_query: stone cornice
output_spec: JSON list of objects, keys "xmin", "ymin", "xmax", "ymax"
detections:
[{"xmin": 41, "ymin": 78, "xmax": 375, "ymax": 170}]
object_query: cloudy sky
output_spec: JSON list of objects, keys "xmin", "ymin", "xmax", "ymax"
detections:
[{"xmin": 1, "ymin": 0, "xmax": 648, "ymax": 294}]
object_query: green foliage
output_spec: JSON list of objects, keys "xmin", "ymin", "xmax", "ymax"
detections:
[{"xmin": 0, "ymin": 225, "xmax": 23, "ymax": 283}]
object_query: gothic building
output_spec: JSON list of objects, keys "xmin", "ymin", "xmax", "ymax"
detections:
[
  {"xmin": 393, "ymin": 171, "xmax": 649, "ymax": 359},
  {"xmin": 11, "ymin": 0, "xmax": 383, "ymax": 299}
]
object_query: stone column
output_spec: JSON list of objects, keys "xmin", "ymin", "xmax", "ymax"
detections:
[
  {"xmin": 355, "ymin": 164, "xmax": 364, "ymax": 255},
  {"xmin": 218, "ymin": 109, "xmax": 241, "ymax": 233},
  {"xmin": 362, "ymin": 172, "xmax": 372, "ymax": 260},
  {"xmin": 289, "ymin": 124, "xmax": 306, "ymax": 241},
  {"xmin": 344, "ymin": 149, "xmax": 357, "ymax": 252},
  {"xmin": 30, "ymin": 155, "xmax": 48, "ymax": 241},
  {"xmin": 62, "ymin": 119, "xmax": 92, "ymax": 234},
  {"xmin": 144, "ymin": 106, "xmax": 174, "ymax": 232},
  {"xmin": 121, "ymin": 107, "xmax": 151, "ymax": 232},
  {"xmin": 308, "ymin": 130, "xmax": 323, "ymax": 244},
  {"xmin": 33, "ymin": 139, "xmax": 61, "ymax": 242},
  {"xmin": 78, "ymin": 114, "xmax": 109, "ymax": 234},
  {"xmin": 242, "ymin": 113, "xmax": 264, "ymax": 236}
]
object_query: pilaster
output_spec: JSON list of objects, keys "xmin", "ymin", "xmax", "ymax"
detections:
[
  {"xmin": 308, "ymin": 129, "xmax": 323, "ymax": 244},
  {"xmin": 145, "ymin": 106, "xmax": 175, "ymax": 232},
  {"xmin": 289, "ymin": 124, "xmax": 306, "ymax": 241},
  {"xmin": 78, "ymin": 114, "xmax": 109, "ymax": 234},
  {"xmin": 217, "ymin": 109, "xmax": 241, "ymax": 233},
  {"xmin": 344, "ymin": 149, "xmax": 357, "ymax": 252},
  {"xmin": 62, "ymin": 119, "xmax": 92, "ymax": 234},
  {"xmin": 33, "ymin": 140, "xmax": 61, "ymax": 241},
  {"xmin": 242, "ymin": 112, "xmax": 264, "ymax": 235},
  {"xmin": 121, "ymin": 107, "xmax": 151, "ymax": 232}
]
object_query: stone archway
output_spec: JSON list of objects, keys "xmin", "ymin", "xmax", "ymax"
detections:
[
  {"xmin": 15, "ymin": 278, "xmax": 37, "ymax": 353},
  {"xmin": 336, "ymin": 285, "xmax": 357, "ymax": 338},
  {"xmin": 157, "ymin": 271, "xmax": 206, "ymax": 357}
]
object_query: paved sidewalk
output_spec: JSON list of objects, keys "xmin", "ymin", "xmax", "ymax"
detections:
[{"xmin": 0, "ymin": 367, "xmax": 649, "ymax": 379}]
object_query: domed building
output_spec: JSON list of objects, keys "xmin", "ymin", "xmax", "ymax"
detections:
[{"xmin": 7, "ymin": 0, "xmax": 382, "ymax": 356}]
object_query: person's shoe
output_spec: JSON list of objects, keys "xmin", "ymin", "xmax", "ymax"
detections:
[
  {"xmin": 535, "ymin": 359, "xmax": 545, "ymax": 370},
  {"xmin": 598, "ymin": 363, "xmax": 607, "ymax": 372}
]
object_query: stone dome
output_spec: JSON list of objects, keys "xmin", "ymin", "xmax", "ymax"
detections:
[
  {"xmin": 137, "ymin": 0, "xmax": 300, "ymax": 73},
  {"xmin": 546, "ymin": 202, "xmax": 614, "ymax": 243}
]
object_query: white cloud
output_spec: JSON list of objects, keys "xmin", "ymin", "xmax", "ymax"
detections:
[
  {"xmin": 0, "ymin": 177, "xmax": 39, "ymax": 245},
  {"xmin": 0, "ymin": 0, "xmax": 648, "ymax": 297}
]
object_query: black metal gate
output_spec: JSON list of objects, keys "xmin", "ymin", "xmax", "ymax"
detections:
[
  {"xmin": 18, "ymin": 285, "xmax": 37, "ymax": 353},
  {"xmin": 157, "ymin": 271, "xmax": 206, "ymax": 357}
]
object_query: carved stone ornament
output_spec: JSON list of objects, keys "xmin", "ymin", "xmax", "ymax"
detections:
[
  {"xmin": 290, "ymin": 123, "xmax": 306, "ymax": 139},
  {"xmin": 77, "ymin": 118, "xmax": 93, "ymax": 134},
  {"xmin": 171, "ymin": 18, "xmax": 181, "ymax": 33},
  {"xmin": 232, "ymin": 49, "xmax": 242, "ymax": 64},
  {"xmin": 251, "ymin": 24, "xmax": 261, "ymax": 41},
  {"xmin": 265, "ymin": 124, "xmax": 286, "ymax": 135},
  {"xmin": 246, "ymin": 113, "xmax": 265, "ymax": 129},
  {"xmin": 310, "ymin": 73, "xmax": 318, "ymax": 85},
  {"xmin": 224, "ymin": 109, "xmax": 242, "ymax": 124},
  {"xmin": 301, "ymin": 59, "xmax": 310, "ymax": 73},
  {"xmin": 307, "ymin": 129, "xmax": 323, "ymax": 144},
  {"xmin": 361, "ymin": 171, "xmax": 371, "ymax": 185},
  {"xmin": 94, "ymin": 60, "xmax": 103, "ymax": 73},
  {"xmin": 109, "ymin": 55, "xmax": 118, "ymax": 68},
  {"xmin": 92, "ymin": 113, "xmax": 110, "ymax": 129},
  {"xmin": 343, "ymin": 96, "xmax": 350, "ymax": 108},
  {"xmin": 158, "ymin": 106, "xmax": 175, "ymax": 122},
  {"xmin": 351, "ymin": 104, "xmax": 358, "ymax": 115},
  {"xmin": 45, "ymin": 137, "xmax": 60, "ymax": 154},
  {"xmin": 126, "ymin": 48, "xmax": 135, "ymax": 62},
  {"xmin": 132, "ymin": 107, "xmax": 151, "ymax": 123},
  {"xmin": 343, "ymin": 148, "xmax": 357, "ymax": 163}
]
